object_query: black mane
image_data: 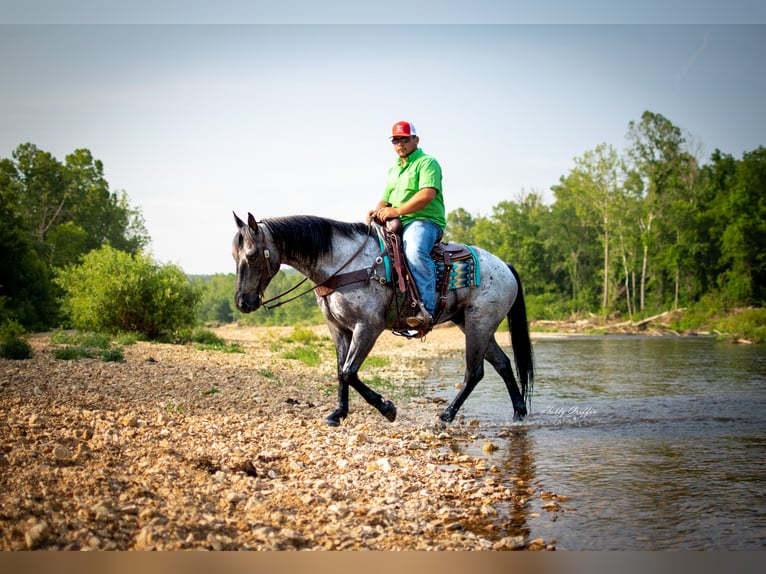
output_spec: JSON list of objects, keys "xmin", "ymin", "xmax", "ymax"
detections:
[{"xmin": 262, "ymin": 216, "xmax": 369, "ymax": 267}]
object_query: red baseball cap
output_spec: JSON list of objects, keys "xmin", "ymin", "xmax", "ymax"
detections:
[{"xmin": 391, "ymin": 121, "xmax": 417, "ymax": 138}]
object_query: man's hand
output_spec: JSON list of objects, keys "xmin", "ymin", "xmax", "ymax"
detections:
[{"xmin": 374, "ymin": 206, "xmax": 399, "ymax": 222}]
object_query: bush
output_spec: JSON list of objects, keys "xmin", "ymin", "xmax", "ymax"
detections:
[
  {"xmin": 1, "ymin": 337, "xmax": 33, "ymax": 360},
  {"xmin": 54, "ymin": 246, "xmax": 201, "ymax": 339},
  {"xmin": 0, "ymin": 319, "xmax": 32, "ymax": 360},
  {"xmin": 49, "ymin": 329, "xmax": 126, "ymax": 362},
  {"xmin": 711, "ymin": 308, "xmax": 766, "ymax": 343}
]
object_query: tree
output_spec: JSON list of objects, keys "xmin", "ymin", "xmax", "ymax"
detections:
[
  {"xmin": 626, "ymin": 111, "xmax": 690, "ymax": 311},
  {"xmin": 1, "ymin": 143, "xmax": 149, "ymax": 267},
  {"xmin": 560, "ymin": 144, "xmax": 626, "ymax": 315},
  {"xmin": 716, "ymin": 147, "xmax": 766, "ymax": 304},
  {"xmin": 0, "ymin": 199, "xmax": 57, "ymax": 329},
  {"xmin": 444, "ymin": 207, "xmax": 476, "ymax": 245}
]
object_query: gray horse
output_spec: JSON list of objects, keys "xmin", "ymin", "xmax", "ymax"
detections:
[{"xmin": 232, "ymin": 212, "xmax": 534, "ymax": 427}]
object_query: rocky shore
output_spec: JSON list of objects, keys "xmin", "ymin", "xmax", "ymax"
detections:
[{"xmin": 0, "ymin": 325, "xmax": 560, "ymax": 551}]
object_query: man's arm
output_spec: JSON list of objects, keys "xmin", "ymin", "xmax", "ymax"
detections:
[{"xmin": 374, "ymin": 188, "xmax": 437, "ymax": 221}]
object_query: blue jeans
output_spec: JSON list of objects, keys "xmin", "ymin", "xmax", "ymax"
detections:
[{"xmin": 402, "ymin": 219, "xmax": 443, "ymax": 316}]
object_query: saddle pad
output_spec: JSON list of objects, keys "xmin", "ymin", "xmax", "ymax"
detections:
[{"xmin": 433, "ymin": 245, "xmax": 481, "ymax": 290}]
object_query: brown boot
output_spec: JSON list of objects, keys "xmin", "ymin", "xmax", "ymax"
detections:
[{"xmin": 406, "ymin": 311, "xmax": 433, "ymax": 330}]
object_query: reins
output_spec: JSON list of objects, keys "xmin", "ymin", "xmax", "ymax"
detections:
[{"xmin": 258, "ymin": 221, "xmax": 374, "ymax": 310}]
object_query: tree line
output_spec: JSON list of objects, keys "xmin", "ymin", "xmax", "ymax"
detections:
[
  {"xmin": 445, "ymin": 111, "xmax": 765, "ymax": 321},
  {"xmin": 1, "ymin": 143, "xmax": 149, "ymax": 330},
  {"xmin": 2, "ymin": 109, "xmax": 764, "ymax": 334}
]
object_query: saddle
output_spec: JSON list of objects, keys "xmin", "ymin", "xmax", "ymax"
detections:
[{"xmin": 374, "ymin": 219, "xmax": 480, "ymax": 338}]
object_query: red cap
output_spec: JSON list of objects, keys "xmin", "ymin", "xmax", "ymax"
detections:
[{"xmin": 391, "ymin": 121, "xmax": 417, "ymax": 138}]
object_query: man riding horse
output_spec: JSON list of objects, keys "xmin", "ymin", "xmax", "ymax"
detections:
[{"xmin": 367, "ymin": 121, "xmax": 445, "ymax": 332}]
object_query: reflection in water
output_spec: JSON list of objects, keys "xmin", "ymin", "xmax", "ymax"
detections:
[
  {"xmin": 499, "ymin": 429, "xmax": 534, "ymax": 540},
  {"xmin": 425, "ymin": 336, "xmax": 766, "ymax": 549}
]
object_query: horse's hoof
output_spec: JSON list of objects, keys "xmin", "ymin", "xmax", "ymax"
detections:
[
  {"xmin": 512, "ymin": 410, "xmax": 526, "ymax": 422},
  {"xmin": 325, "ymin": 409, "xmax": 347, "ymax": 427},
  {"xmin": 381, "ymin": 400, "xmax": 397, "ymax": 422},
  {"xmin": 439, "ymin": 409, "xmax": 455, "ymax": 425}
]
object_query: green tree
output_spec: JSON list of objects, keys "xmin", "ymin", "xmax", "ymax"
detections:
[
  {"xmin": 1, "ymin": 143, "xmax": 149, "ymax": 267},
  {"xmin": 444, "ymin": 207, "xmax": 476, "ymax": 245},
  {"xmin": 560, "ymin": 144, "xmax": 626, "ymax": 315},
  {"xmin": 0, "ymin": 201, "xmax": 57, "ymax": 329},
  {"xmin": 626, "ymin": 111, "xmax": 691, "ymax": 312},
  {"xmin": 715, "ymin": 147, "xmax": 766, "ymax": 304}
]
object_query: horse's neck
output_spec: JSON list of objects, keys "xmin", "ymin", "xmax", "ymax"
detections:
[{"xmin": 266, "ymin": 227, "xmax": 371, "ymax": 284}]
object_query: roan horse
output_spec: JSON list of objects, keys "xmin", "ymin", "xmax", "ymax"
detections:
[{"xmin": 232, "ymin": 212, "xmax": 534, "ymax": 427}]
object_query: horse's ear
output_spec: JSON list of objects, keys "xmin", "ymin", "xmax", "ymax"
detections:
[
  {"xmin": 247, "ymin": 213, "xmax": 258, "ymax": 231},
  {"xmin": 234, "ymin": 212, "xmax": 246, "ymax": 229}
]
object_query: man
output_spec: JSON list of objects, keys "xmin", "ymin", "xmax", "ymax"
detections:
[{"xmin": 368, "ymin": 120, "xmax": 446, "ymax": 329}]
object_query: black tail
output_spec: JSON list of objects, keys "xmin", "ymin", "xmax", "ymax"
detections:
[{"xmin": 507, "ymin": 264, "xmax": 534, "ymax": 411}]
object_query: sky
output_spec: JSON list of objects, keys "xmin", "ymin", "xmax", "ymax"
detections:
[{"xmin": 1, "ymin": 2, "xmax": 765, "ymax": 275}]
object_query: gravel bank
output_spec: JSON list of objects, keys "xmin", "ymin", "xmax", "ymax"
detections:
[{"xmin": 0, "ymin": 325, "xmax": 555, "ymax": 551}]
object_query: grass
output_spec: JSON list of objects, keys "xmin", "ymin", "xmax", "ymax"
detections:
[
  {"xmin": 710, "ymin": 308, "xmax": 766, "ymax": 343},
  {"xmin": 277, "ymin": 326, "xmax": 332, "ymax": 367},
  {"xmin": 50, "ymin": 329, "xmax": 125, "ymax": 362},
  {"xmin": 361, "ymin": 356, "xmax": 391, "ymax": 369},
  {"xmin": 281, "ymin": 346, "xmax": 322, "ymax": 367}
]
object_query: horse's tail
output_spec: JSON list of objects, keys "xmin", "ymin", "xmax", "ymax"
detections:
[{"xmin": 507, "ymin": 263, "xmax": 534, "ymax": 411}]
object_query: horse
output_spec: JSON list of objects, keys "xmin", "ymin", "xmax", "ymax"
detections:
[{"xmin": 232, "ymin": 212, "xmax": 534, "ymax": 427}]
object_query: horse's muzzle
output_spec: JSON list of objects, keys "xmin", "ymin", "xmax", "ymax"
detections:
[{"xmin": 235, "ymin": 292, "xmax": 261, "ymax": 313}]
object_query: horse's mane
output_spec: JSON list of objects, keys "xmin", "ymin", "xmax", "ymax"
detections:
[{"xmin": 262, "ymin": 216, "xmax": 369, "ymax": 267}]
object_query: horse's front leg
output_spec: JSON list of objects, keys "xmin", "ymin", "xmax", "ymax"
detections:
[
  {"xmin": 325, "ymin": 324, "xmax": 351, "ymax": 427},
  {"xmin": 325, "ymin": 378, "xmax": 349, "ymax": 427},
  {"xmin": 325, "ymin": 321, "xmax": 395, "ymax": 426}
]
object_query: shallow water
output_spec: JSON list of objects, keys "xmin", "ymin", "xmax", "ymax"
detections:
[{"xmin": 424, "ymin": 336, "xmax": 766, "ymax": 549}]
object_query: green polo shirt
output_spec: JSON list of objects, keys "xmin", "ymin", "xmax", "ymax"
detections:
[{"xmin": 383, "ymin": 148, "xmax": 446, "ymax": 230}]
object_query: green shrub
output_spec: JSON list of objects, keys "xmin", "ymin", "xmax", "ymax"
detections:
[
  {"xmin": 54, "ymin": 245, "xmax": 201, "ymax": 339},
  {"xmin": 100, "ymin": 347, "xmax": 125, "ymax": 362},
  {"xmin": 1, "ymin": 337, "xmax": 33, "ymax": 360},
  {"xmin": 53, "ymin": 346, "xmax": 90, "ymax": 360},
  {"xmin": 711, "ymin": 308, "xmax": 766, "ymax": 343},
  {"xmin": 0, "ymin": 320, "xmax": 32, "ymax": 360},
  {"xmin": 288, "ymin": 326, "xmax": 320, "ymax": 344},
  {"xmin": 51, "ymin": 329, "xmax": 111, "ymax": 349}
]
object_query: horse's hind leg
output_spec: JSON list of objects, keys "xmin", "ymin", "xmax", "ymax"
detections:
[
  {"xmin": 439, "ymin": 323, "xmax": 488, "ymax": 424},
  {"xmin": 484, "ymin": 339, "xmax": 527, "ymax": 421},
  {"xmin": 440, "ymin": 361, "xmax": 484, "ymax": 425}
]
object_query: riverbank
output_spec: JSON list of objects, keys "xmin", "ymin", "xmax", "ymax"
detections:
[{"xmin": 0, "ymin": 325, "xmax": 556, "ymax": 551}]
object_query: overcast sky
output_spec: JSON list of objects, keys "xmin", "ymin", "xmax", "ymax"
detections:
[{"xmin": 1, "ymin": 3, "xmax": 764, "ymax": 274}]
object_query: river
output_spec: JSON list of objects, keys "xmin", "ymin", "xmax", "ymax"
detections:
[{"xmin": 424, "ymin": 335, "xmax": 766, "ymax": 550}]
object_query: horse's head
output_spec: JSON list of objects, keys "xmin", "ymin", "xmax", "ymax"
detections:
[{"xmin": 232, "ymin": 212, "xmax": 279, "ymax": 313}]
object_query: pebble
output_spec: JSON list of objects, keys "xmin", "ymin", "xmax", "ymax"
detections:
[
  {"xmin": 492, "ymin": 535, "xmax": 526, "ymax": 550},
  {"xmin": 120, "ymin": 414, "xmax": 139, "ymax": 428},
  {"xmin": 53, "ymin": 445, "xmax": 72, "ymax": 463},
  {"xmin": 24, "ymin": 521, "xmax": 49, "ymax": 549}
]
